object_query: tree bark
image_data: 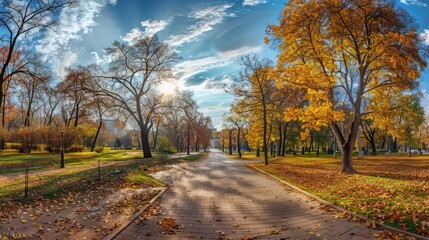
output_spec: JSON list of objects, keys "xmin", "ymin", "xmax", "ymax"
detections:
[
  {"xmin": 237, "ymin": 128, "xmax": 242, "ymax": 158},
  {"xmin": 228, "ymin": 129, "xmax": 233, "ymax": 155},
  {"xmin": 341, "ymin": 143, "xmax": 356, "ymax": 173},
  {"xmin": 140, "ymin": 125, "xmax": 153, "ymax": 158},
  {"xmin": 277, "ymin": 122, "xmax": 282, "ymax": 157},
  {"xmin": 187, "ymin": 122, "xmax": 191, "ymax": 155},
  {"xmin": 90, "ymin": 121, "xmax": 102, "ymax": 152},
  {"xmin": 262, "ymin": 101, "xmax": 268, "ymax": 165}
]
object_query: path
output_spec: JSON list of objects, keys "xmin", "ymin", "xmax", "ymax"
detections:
[{"xmin": 115, "ymin": 149, "xmax": 380, "ymax": 239}]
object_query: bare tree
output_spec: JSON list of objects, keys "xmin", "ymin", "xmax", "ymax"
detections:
[
  {"xmin": 92, "ymin": 36, "xmax": 177, "ymax": 158},
  {"xmin": 0, "ymin": 0, "xmax": 73, "ymax": 112}
]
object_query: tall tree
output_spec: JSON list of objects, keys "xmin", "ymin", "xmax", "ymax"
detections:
[
  {"xmin": 180, "ymin": 91, "xmax": 200, "ymax": 155},
  {"xmin": 0, "ymin": 0, "xmax": 72, "ymax": 112},
  {"xmin": 269, "ymin": 0, "xmax": 427, "ymax": 173},
  {"xmin": 92, "ymin": 36, "xmax": 177, "ymax": 158},
  {"xmin": 227, "ymin": 105, "xmax": 247, "ymax": 158},
  {"xmin": 232, "ymin": 56, "xmax": 276, "ymax": 165}
]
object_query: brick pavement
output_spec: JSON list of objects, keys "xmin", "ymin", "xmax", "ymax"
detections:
[{"xmin": 115, "ymin": 149, "xmax": 381, "ymax": 239}]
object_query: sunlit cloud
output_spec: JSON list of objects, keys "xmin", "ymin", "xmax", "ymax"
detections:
[
  {"xmin": 400, "ymin": 0, "xmax": 428, "ymax": 7},
  {"xmin": 421, "ymin": 29, "xmax": 429, "ymax": 45},
  {"xmin": 121, "ymin": 19, "xmax": 172, "ymax": 45},
  {"xmin": 35, "ymin": 0, "xmax": 116, "ymax": 77},
  {"xmin": 166, "ymin": 4, "xmax": 235, "ymax": 47},
  {"xmin": 243, "ymin": 0, "xmax": 267, "ymax": 6},
  {"xmin": 173, "ymin": 45, "xmax": 261, "ymax": 81}
]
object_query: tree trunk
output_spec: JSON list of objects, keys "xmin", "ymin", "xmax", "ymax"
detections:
[
  {"xmin": 187, "ymin": 122, "xmax": 191, "ymax": 155},
  {"xmin": 1, "ymin": 93, "xmax": 6, "ymax": 150},
  {"xmin": 228, "ymin": 130, "xmax": 233, "ymax": 155},
  {"xmin": 256, "ymin": 147, "xmax": 260, "ymax": 157},
  {"xmin": 74, "ymin": 102, "xmax": 79, "ymax": 127},
  {"xmin": 152, "ymin": 123, "xmax": 159, "ymax": 150},
  {"xmin": 277, "ymin": 122, "xmax": 282, "ymax": 157},
  {"xmin": 90, "ymin": 121, "xmax": 102, "ymax": 152},
  {"xmin": 140, "ymin": 126, "xmax": 152, "ymax": 158},
  {"xmin": 263, "ymin": 103, "xmax": 268, "ymax": 165},
  {"xmin": 341, "ymin": 143, "xmax": 356, "ymax": 173},
  {"xmin": 237, "ymin": 128, "xmax": 242, "ymax": 158}
]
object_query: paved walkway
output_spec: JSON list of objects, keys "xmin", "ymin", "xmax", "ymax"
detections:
[{"xmin": 115, "ymin": 149, "xmax": 380, "ymax": 239}]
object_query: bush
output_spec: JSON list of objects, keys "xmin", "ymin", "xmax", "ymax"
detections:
[
  {"xmin": 156, "ymin": 136, "xmax": 176, "ymax": 153},
  {"xmin": 69, "ymin": 146, "xmax": 83, "ymax": 152},
  {"xmin": 95, "ymin": 146, "xmax": 104, "ymax": 153}
]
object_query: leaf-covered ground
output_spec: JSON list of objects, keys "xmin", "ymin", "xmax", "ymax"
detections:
[
  {"xmin": 250, "ymin": 154, "xmax": 429, "ymax": 237},
  {"xmin": 0, "ymin": 152, "xmax": 207, "ymax": 239},
  {"xmin": 0, "ymin": 169, "xmax": 164, "ymax": 239}
]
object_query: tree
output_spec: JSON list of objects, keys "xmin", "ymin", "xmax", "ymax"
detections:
[
  {"xmin": 0, "ymin": 0, "xmax": 72, "ymax": 112},
  {"xmin": 227, "ymin": 105, "xmax": 247, "ymax": 158},
  {"xmin": 180, "ymin": 91, "xmax": 200, "ymax": 155},
  {"xmin": 232, "ymin": 56, "xmax": 276, "ymax": 165},
  {"xmin": 268, "ymin": 0, "xmax": 427, "ymax": 173},
  {"xmin": 92, "ymin": 36, "xmax": 177, "ymax": 158}
]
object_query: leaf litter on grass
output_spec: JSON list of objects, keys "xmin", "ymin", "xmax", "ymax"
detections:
[
  {"xmin": 253, "ymin": 155, "xmax": 429, "ymax": 237},
  {"xmin": 0, "ymin": 171, "xmax": 163, "ymax": 239}
]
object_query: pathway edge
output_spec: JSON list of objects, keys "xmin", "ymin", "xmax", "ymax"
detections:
[
  {"xmin": 246, "ymin": 163, "xmax": 429, "ymax": 240},
  {"xmin": 103, "ymin": 187, "xmax": 169, "ymax": 240}
]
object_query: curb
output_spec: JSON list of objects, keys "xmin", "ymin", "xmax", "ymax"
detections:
[
  {"xmin": 246, "ymin": 163, "xmax": 429, "ymax": 240},
  {"xmin": 103, "ymin": 187, "xmax": 170, "ymax": 240}
]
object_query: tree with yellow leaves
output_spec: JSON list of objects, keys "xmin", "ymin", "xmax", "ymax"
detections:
[{"xmin": 268, "ymin": 0, "xmax": 427, "ymax": 173}]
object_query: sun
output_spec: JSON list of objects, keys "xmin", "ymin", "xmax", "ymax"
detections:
[{"xmin": 158, "ymin": 81, "xmax": 178, "ymax": 96}]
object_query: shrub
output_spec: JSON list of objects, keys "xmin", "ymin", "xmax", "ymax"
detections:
[{"xmin": 95, "ymin": 146, "xmax": 104, "ymax": 153}]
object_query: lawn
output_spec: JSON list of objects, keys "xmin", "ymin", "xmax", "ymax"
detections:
[
  {"xmin": 249, "ymin": 154, "xmax": 429, "ymax": 237},
  {"xmin": 0, "ymin": 151, "xmax": 207, "ymax": 201},
  {"xmin": 0, "ymin": 149, "xmax": 161, "ymax": 174}
]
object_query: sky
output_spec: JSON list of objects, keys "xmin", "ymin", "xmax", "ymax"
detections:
[{"xmin": 33, "ymin": 0, "xmax": 429, "ymax": 129}]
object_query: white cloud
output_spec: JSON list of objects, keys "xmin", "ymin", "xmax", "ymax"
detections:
[
  {"xmin": 121, "ymin": 19, "xmax": 171, "ymax": 45},
  {"xmin": 141, "ymin": 19, "xmax": 171, "ymax": 37},
  {"xmin": 166, "ymin": 4, "xmax": 235, "ymax": 47},
  {"xmin": 421, "ymin": 29, "xmax": 429, "ymax": 45},
  {"xmin": 400, "ymin": 0, "xmax": 428, "ymax": 7},
  {"xmin": 173, "ymin": 45, "xmax": 261, "ymax": 81},
  {"xmin": 243, "ymin": 0, "xmax": 267, "ymax": 6},
  {"xmin": 35, "ymin": 0, "xmax": 116, "ymax": 77}
]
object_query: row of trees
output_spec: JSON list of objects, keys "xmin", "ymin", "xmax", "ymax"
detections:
[
  {"xmin": 0, "ymin": 0, "xmax": 212, "ymax": 157},
  {"xmin": 221, "ymin": 0, "xmax": 428, "ymax": 173}
]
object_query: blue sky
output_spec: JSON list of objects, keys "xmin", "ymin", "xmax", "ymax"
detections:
[{"xmin": 34, "ymin": 0, "xmax": 429, "ymax": 129}]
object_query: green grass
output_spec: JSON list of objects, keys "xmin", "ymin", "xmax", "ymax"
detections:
[
  {"xmin": 0, "ymin": 151, "xmax": 207, "ymax": 201},
  {"xmin": 0, "ymin": 149, "xmax": 147, "ymax": 174},
  {"xmin": 126, "ymin": 170, "xmax": 166, "ymax": 187}
]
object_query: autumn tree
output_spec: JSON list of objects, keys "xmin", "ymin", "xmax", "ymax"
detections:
[
  {"xmin": 232, "ymin": 56, "xmax": 276, "ymax": 165},
  {"xmin": 269, "ymin": 0, "xmax": 427, "ymax": 173},
  {"xmin": 227, "ymin": 105, "xmax": 248, "ymax": 158},
  {"xmin": 92, "ymin": 36, "xmax": 177, "ymax": 158}
]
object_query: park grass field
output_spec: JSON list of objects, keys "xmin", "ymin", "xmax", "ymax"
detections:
[
  {"xmin": 0, "ymin": 149, "xmax": 161, "ymax": 174},
  {"xmin": 249, "ymin": 154, "xmax": 429, "ymax": 237},
  {"xmin": 0, "ymin": 150, "xmax": 207, "ymax": 201}
]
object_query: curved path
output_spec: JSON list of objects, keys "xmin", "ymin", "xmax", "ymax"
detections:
[{"xmin": 115, "ymin": 149, "xmax": 380, "ymax": 239}]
